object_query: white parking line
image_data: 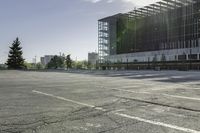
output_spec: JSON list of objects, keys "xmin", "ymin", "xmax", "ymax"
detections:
[
  {"xmin": 32, "ymin": 90, "xmax": 200, "ymax": 133},
  {"xmin": 113, "ymin": 88, "xmax": 152, "ymax": 94},
  {"xmin": 112, "ymin": 88, "xmax": 200, "ymax": 101},
  {"xmin": 119, "ymin": 85, "xmax": 140, "ymax": 89},
  {"xmin": 32, "ymin": 90, "xmax": 106, "ymax": 111},
  {"xmin": 114, "ymin": 113, "xmax": 200, "ymax": 133}
]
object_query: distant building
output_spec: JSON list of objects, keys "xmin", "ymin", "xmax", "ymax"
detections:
[
  {"xmin": 40, "ymin": 55, "xmax": 54, "ymax": 66},
  {"xmin": 88, "ymin": 52, "xmax": 98, "ymax": 65}
]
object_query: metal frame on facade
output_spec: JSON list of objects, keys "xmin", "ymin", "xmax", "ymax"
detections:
[{"xmin": 98, "ymin": 0, "xmax": 199, "ymax": 64}]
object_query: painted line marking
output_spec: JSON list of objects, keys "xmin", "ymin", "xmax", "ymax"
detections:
[
  {"xmin": 112, "ymin": 88, "xmax": 152, "ymax": 94},
  {"xmin": 114, "ymin": 112, "xmax": 200, "ymax": 133},
  {"xmin": 32, "ymin": 90, "xmax": 200, "ymax": 133},
  {"xmin": 112, "ymin": 88, "xmax": 200, "ymax": 101},
  {"xmin": 119, "ymin": 85, "xmax": 140, "ymax": 89},
  {"xmin": 32, "ymin": 90, "xmax": 106, "ymax": 111}
]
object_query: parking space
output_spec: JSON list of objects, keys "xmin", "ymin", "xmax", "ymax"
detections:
[{"xmin": 0, "ymin": 70, "xmax": 200, "ymax": 133}]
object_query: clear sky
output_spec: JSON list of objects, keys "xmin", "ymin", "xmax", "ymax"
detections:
[{"xmin": 0, "ymin": 0, "xmax": 159, "ymax": 63}]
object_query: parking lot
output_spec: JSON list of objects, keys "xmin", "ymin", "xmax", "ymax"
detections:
[{"xmin": 0, "ymin": 70, "xmax": 200, "ymax": 133}]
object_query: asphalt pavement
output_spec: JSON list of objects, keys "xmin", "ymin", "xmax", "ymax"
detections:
[{"xmin": 0, "ymin": 70, "xmax": 200, "ymax": 133}]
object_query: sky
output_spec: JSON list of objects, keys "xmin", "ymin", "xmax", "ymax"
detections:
[{"xmin": 0, "ymin": 0, "xmax": 159, "ymax": 63}]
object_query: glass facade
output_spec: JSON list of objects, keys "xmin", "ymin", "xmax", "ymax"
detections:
[{"xmin": 98, "ymin": 0, "xmax": 200, "ymax": 63}]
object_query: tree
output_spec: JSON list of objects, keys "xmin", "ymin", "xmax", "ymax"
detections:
[
  {"xmin": 36, "ymin": 63, "xmax": 44, "ymax": 70},
  {"xmin": 66, "ymin": 54, "xmax": 72, "ymax": 70},
  {"xmin": 47, "ymin": 56, "xmax": 64, "ymax": 69},
  {"xmin": 24, "ymin": 62, "xmax": 32, "ymax": 69},
  {"xmin": 0, "ymin": 64, "xmax": 7, "ymax": 70},
  {"xmin": 6, "ymin": 38, "xmax": 25, "ymax": 69},
  {"xmin": 24, "ymin": 62, "xmax": 44, "ymax": 70},
  {"xmin": 83, "ymin": 60, "xmax": 88, "ymax": 69},
  {"xmin": 75, "ymin": 61, "xmax": 83, "ymax": 69},
  {"xmin": 72, "ymin": 60, "xmax": 92, "ymax": 70}
]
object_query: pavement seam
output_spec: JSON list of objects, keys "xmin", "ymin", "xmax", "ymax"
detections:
[
  {"xmin": 115, "ymin": 95, "xmax": 200, "ymax": 113},
  {"xmin": 111, "ymin": 88, "xmax": 200, "ymax": 101},
  {"xmin": 32, "ymin": 90, "xmax": 200, "ymax": 133}
]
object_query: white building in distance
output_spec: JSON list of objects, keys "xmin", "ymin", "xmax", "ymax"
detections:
[
  {"xmin": 88, "ymin": 52, "xmax": 98, "ymax": 65},
  {"xmin": 40, "ymin": 55, "xmax": 54, "ymax": 66}
]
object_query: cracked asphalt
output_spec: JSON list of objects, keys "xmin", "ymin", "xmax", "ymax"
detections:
[{"xmin": 0, "ymin": 70, "xmax": 200, "ymax": 133}]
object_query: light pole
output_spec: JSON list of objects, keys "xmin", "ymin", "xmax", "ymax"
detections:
[{"xmin": 34, "ymin": 56, "xmax": 37, "ymax": 69}]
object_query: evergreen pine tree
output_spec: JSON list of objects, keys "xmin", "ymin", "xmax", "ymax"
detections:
[{"xmin": 6, "ymin": 38, "xmax": 25, "ymax": 69}]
